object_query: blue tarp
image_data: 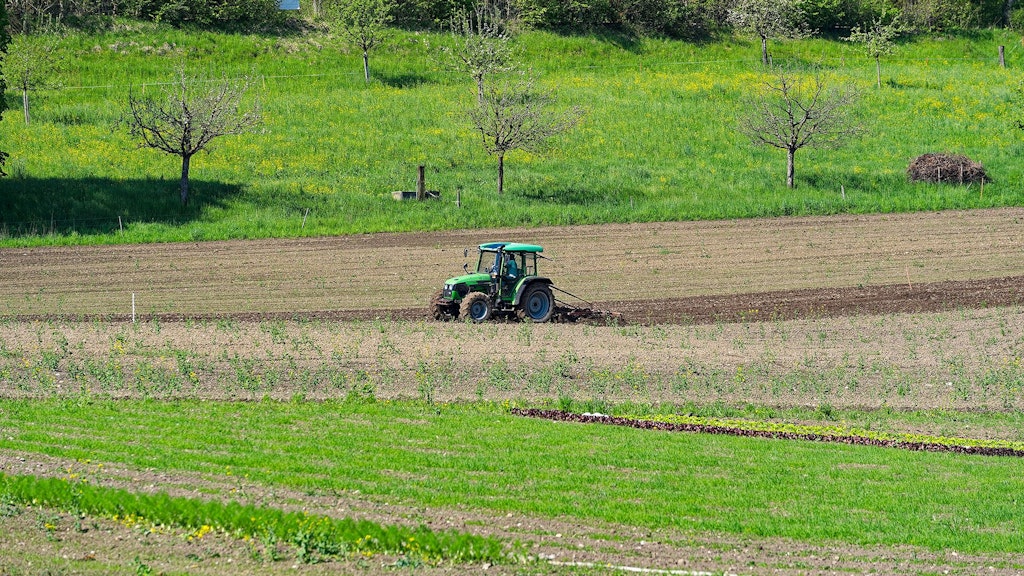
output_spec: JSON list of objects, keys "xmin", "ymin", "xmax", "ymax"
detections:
[{"xmin": 279, "ymin": 0, "xmax": 299, "ymax": 9}]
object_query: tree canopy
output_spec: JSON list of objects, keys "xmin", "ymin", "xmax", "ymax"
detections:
[
  {"xmin": 739, "ymin": 70, "xmax": 862, "ymax": 188},
  {"xmin": 468, "ymin": 71, "xmax": 583, "ymax": 194},
  {"xmin": 124, "ymin": 70, "xmax": 262, "ymax": 206},
  {"xmin": 2, "ymin": 0, "xmax": 1013, "ymax": 38},
  {"xmin": 845, "ymin": 15, "xmax": 908, "ymax": 89},
  {"xmin": 326, "ymin": 0, "xmax": 396, "ymax": 83}
]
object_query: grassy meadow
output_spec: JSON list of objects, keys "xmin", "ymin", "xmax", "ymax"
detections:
[{"xmin": 2, "ymin": 23, "xmax": 1024, "ymax": 245}]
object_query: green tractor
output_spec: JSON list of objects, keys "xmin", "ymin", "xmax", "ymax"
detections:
[{"xmin": 431, "ymin": 242, "xmax": 556, "ymax": 323}]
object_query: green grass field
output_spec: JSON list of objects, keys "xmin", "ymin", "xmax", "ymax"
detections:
[
  {"xmin": 1, "ymin": 398, "xmax": 1021, "ymax": 554},
  {"xmin": 2, "ymin": 23, "xmax": 1023, "ymax": 246}
]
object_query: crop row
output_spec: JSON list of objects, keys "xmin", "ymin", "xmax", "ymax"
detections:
[
  {"xmin": 0, "ymin": 473, "xmax": 510, "ymax": 565},
  {"xmin": 512, "ymin": 408, "xmax": 1024, "ymax": 457},
  {"xmin": 3, "ymin": 329, "xmax": 1023, "ymax": 410},
  {"xmin": 3, "ymin": 310, "xmax": 1024, "ymax": 425}
]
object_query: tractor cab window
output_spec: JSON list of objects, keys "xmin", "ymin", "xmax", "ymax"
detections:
[
  {"xmin": 506, "ymin": 253, "xmax": 536, "ymax": 277},
  {"xmin": 522, "ymin": 253, "xmax": 537, "ymax": 276},
  {"xmin": 476, "ymin": 251, "xmax": 501, "ymax": 274}
]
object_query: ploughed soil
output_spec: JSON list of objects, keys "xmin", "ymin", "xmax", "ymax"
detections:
[{"xmin": 3, "ymin": 208, "xmax": 1024, "ymax": 324}]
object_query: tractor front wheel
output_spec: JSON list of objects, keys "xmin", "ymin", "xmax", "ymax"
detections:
[
  {"xmin": 430, "ymin": 290, "xmax": 459, "ymax": 321},
  {"xmin": 517, "ymin": 284, "xmax": 554, "ymax": 323},
  {"xmin": 460, "ymin": 292, "xmax": 493, "ymax": 323}
]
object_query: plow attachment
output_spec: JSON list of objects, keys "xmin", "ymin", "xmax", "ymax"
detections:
[{"xmin": 551, "ymin": 286, "xmax": 621, "ymax": 324}]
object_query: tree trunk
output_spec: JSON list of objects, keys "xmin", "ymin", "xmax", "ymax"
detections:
[
  {"xmin": 180, "ymin": 154, "xmax": 191, "ymax": 206},
  {"xmin": 761, "ymin": 36, "xmax": 769, "ymax": 67},
  {"xmin": 875, "ymin": 56, "xmax": 881, "ymax": 89},
  {"xmin": 475, "ymin": 74, "xmax": 485, "ymax": 104},
  {"xmin": 786, "ymin": 148, "xmax": 795, "ymax": 189},
  {"xmin": 1005, "ymin": 0, "xmax": 1016, "ymax": 26},
  {"xmin": 362, "ymin": 50, "xmax": 370, "ymax": 83},
  {"xmin": 22, "ymin": 89, "xmax": 29, "ymax": 124},
  {"xmin": 497, "ymin": 153, "xmax": 504, "ymax": 195}
]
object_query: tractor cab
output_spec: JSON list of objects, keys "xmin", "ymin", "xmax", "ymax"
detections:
[
  {"xmin": 431, "ymin": 242, "xmax": 555, "ymax": 323},
  {"xmin": 474, "ymin": 242, "xmax": 539, "ymax": 296}
]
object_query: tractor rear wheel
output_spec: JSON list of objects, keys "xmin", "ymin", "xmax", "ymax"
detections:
[
  {"xmin": 517, "ymin": 284, "xmax": 554, "ymax": 323},
  {"xmin": 460, "ymin": 292, "xmax": 493, "ymax": 323},
  {"xmin": 430, "ymin": 290, "xmax": 458, "ymax": 321}
]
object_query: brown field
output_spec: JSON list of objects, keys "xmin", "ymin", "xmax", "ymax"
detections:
[
  {"xmin": 3, "ymin": 306, "xmax": 1024, "ymax": 424},
  {"xmin": 3, "ymin": 208, "xmax": 1024, "ymax": 575},
  {"xmin": 3, "ymin": 208, "xmax": 1024, "ymax": 420},
  {"xmin": 3, "ymin": 207, "xmax": 1024, "ymax": 321}
]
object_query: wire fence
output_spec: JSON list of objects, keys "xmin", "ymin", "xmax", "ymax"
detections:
[{"xmin": 0, "ymin": 215, "xmax": 165, "ymax": 238}]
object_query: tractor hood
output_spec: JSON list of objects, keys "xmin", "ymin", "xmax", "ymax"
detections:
[{"xmin": 445, "ymin": 272, "xmax": 491, "ymax": 286}]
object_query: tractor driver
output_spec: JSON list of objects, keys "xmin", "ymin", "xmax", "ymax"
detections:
[{"xmin": 504, "ymin": 255, "xmax": 519, "ymax": 280}]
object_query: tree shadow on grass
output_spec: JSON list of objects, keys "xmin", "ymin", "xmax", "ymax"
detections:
[
  {"xmin": 588, "ymin": 28, "xmax": 644, "ymax": 53},
  {"xmin": 800, "ymin": 171, "xmax": 904, "ymax": 191},
  {"xmin": 377, "ymin": 72, "xmax": 434, "ymax": 89},
  {"xmin": 515, "ymin": 183, "xmax": 607, "ymax": 205},
  {"xmin": 0, "ymin": 177, "xmax": 241, "ymax": 237}
]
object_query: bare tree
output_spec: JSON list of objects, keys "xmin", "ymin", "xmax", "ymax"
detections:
[
  {"xmin": 845, "ymin": 15, "xmax": 907, "ymax": 89},
  {"xmin": 124, "ymin": 70, "xmax": 262, "ymax": 206},
  {"xmin": 2, "ymin": 34, "xmax": 62, "ymax": 124},
  {"xmin": 740, "ymin": 70, "xmax": 861, "ymax": 189},
  {"xmin": 326, "ymin": 0, "xmax": 395, "ymax": 83},
  {"xmin": 435, "ymin": 0, "xmax": 521, "ymax": 103},
  {"xmin": 468, "ymin": 72, "xmax": 583, "ymax": 195},
  {"xmin": 728, "ymin": 0, "xmax": 811, "ymax": 66}
]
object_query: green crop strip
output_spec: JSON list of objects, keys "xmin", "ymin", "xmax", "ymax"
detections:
[
  {"xmin": 643, "ymin": 413, "xmax": 1024, "ymax": 453},
  {"xmin": 1, "ymin": 398, "xmax": 1023, "ymax": 554},
  {"xmin": 0, "ymin": 473, "xmax": 509, "ymax": 565},
  {"xmin": 512, "ymin": 408, "xmax": 1024, "ymax": 456}
]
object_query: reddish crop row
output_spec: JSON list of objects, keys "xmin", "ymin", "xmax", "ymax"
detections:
[{"xmin": 510, "ymin": 409, "xmax": 1024, "ymax": 458}]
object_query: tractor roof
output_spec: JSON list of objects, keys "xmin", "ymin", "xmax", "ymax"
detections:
[{"xmin": 478, "ymin": 242, "xmax": 544, "ymax": 253}]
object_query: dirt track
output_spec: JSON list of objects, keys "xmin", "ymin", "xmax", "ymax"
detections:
[{"xmin": 3, "ymin": 208, "xmax": 1024, "ymax": 323}]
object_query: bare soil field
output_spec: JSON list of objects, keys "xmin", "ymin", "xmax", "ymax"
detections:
[{"xmin": 3, "ymin": 208, "xmax": 1024, "ymax": 322}]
